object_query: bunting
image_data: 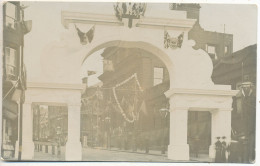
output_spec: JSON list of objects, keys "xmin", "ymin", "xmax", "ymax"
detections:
[{"xmin": 112, "ymin": 73, "xmax": 145, "ymax": 123}]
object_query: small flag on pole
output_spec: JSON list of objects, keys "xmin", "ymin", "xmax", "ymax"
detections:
[
  {"xmin": 87, "ymin": 70, "xmax": 97, "ymax": 76},
  {"xmin": 139, "ymin": 100, "xmax": 147, "ymax": 115}
]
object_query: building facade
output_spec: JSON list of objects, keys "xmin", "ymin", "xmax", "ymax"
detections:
[
  {"xmin": 212, "ymin": 44, "xmax": 257, "ymax": 163},
  {"xmin": 171, "ymin": 3, "xmax": 233, "ymax": 61},
  {"xmin": 2, "ymin": 1, "xmax": 31, "ymax": 159},
  {"xmin": 80, "ymin": 83, "xmax": 103, "ymax": 147}
]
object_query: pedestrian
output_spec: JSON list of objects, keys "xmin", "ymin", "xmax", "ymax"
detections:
[
  {"xmin": 227, "ymin": 140, "xmax": 239, "ymax": 162},
  {"xmin": 144, "ymin": 136, "xmax": 150, "ymax": 154},
  {"xmin": 194, "ymin": 135, "xmax": 200, "ymax": 158},
  {"xmin": 215, "ymin": 137, "xmax": 222, "ymax": 162},
  {"xmin": 221, "ymin": 136, "xmax": 227, "ymax": 162}
]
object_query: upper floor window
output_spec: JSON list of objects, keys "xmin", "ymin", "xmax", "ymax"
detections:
[
  {"xmin": 153, "ymin": 67, "xmax": 164, "ymax": 86},
  {"xmin": 5, "ymin": 47, "xmax": 18, "ymax": 80},
  {"xmin": 206, "ymin": 44, "xmax": 217, "ymax": 60},
  {"xmin": 224, "ymin": 46, "xmax": 230, "ymax": 56},
  {"xmin": 103, "ymin": 59, "xmax": 114, "ymax": 72},
  {"xmin": 5, "ymin": 2, "xmax": 17, "ymax": 29}
]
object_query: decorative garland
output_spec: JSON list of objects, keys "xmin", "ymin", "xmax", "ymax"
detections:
[{"xmin": 112, "ymin": 73, "xmax": 143, "ymax": 123}]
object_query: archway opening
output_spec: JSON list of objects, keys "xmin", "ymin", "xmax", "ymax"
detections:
[
  {"xmin": 80, "ymin": 44, "xmax": 171, "ymax": 155},
  {"xmin": 32, "ymin": 103, "xmax": 68, "ymax": 160},
  {"xmin": 188, "ymin": 111, "xmax": 211, "ymax": 159}
]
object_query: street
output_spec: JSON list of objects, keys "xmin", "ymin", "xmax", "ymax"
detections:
[{"xmin": 31, "ymin": 147, "xmax": 211, "ymax": 162}]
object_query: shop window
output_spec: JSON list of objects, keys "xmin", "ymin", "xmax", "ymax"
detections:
[
  {"xmin": 5, "ymin": 47, "xmax": 18, "ymax": 80},
  {"xmin": 5, "ymin": 2, "xmax": 17, "ymax": 29},
  {"xmin": 153, "ymin": 67, "xmax": 164, "ymax": 86},
  {"xmin": 206, "ymin": 44, "xmax": 217, "ymax": 60}
]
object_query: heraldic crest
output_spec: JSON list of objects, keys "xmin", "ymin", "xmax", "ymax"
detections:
[{"xmin": 164, "ymin": 31, "xmax": 184, "ymax": 49}]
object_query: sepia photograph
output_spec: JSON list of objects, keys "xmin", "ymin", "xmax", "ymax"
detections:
[{"xmin": 1, "ymin": 0, "xmax": 258, "ymax": 164}]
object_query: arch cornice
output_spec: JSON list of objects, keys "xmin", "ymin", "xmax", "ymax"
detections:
[{"xmin": 61, "ymin": 11, "xmax": 196, "ymax": 30}]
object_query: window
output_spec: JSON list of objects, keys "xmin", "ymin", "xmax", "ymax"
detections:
[
  {"xmin": 20, "ymin": 9, "xmax": 23, "ymax": 21},
  {"xmin": 5, "ymin": 47, "xmax": 17, "ymax": 80},
  {"xmin": 206, "ymin": 44, "xmax": 217, "ymax": 60},
  {"xmin": 224, "ymin": 46, "xmax": 229, "ymax": 56},
  {"xmin": 5, "ymin": 2, "xmax": 17, "ymax": 29},
  {"xmin": 153, "ymin": 67, "xmax": 164, "ymax": 86}
]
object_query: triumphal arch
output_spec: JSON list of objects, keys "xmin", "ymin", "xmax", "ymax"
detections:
[{"xmin": 22, "ymin": 3, "xmax": 238, "ymax": 161}]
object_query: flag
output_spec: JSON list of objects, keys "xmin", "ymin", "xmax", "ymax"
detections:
[
  {"xmin": 87, "ymin": 70, "xmax": 97, "ymax": 76},
  {"xmin": 177, "ymin": 32, "xmax": 184, "ymax": 48},
  {"xmin": 121, "ymin": 96, "xmax": 126, "ymax": 107},
  {"xmin": 75, "ymin": 24, "xmax": 95, "ymax": 45},
  {"xmin": 127, "ymin": 102, "xmax": 135, "ymax": 117},
  {"xmin": 138, "ymin": 100, "xmax": 147, "ymax": 115},
  {"xmin": 103, "ymin": 59, "xmax": 114, "ymax": 71}
]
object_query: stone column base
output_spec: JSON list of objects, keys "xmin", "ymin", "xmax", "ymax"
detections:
[
  {"xmin": 168, "ymin": 144, "xmax": 189, "ymax": 161},
  {"xmin": 65, "ymin": 141, "xmax": 82, "ymax": 161},
  {"xmin": 21, "ymin": 141, "xmax": 34, "ymax": 160},
  {"xmin": 209, "ymin": 144, "xmax": 216, "ymax": 159},
  {"xmin": 15, "ymin": 141, "xmax": 19, "ymax": 159}
]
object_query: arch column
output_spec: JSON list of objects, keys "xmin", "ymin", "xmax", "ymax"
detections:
[
  {"xmin": 168, "ymin": 107, "xmax": 190, "ymax": 161},
  {"xmin": 21, "ymin": 102, "xmax": 34, "ymax": 160},
  {"xmin": 209, "ymin": 108, "xmax": 232, "ymax": 159},
  {"xmin": 65, "ymin": 103, "xmax": 82, "ymax": 161}
]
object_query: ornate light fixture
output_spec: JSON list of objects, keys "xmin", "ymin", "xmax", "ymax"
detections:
[
  {"xmin": 159, "ymin": 105, "xmax": 169, "ymax": 154},
  {"xmin": 159, "ymin": 108, "xmax": 169, "ymax": 118},
  {"xmin": 113, "ymin": 2, "xmax": 147, "ymax": 28},
  {"xmin": 240, "ymin": 62, "xmax": 254, "ymax": 97},
  {"xmin": 105, "ymin": 116, "xmax": 111, "ymax": 122},
  {"xmin": 241, "ymin": 81, "xmax": 254, "ymax": 97}
]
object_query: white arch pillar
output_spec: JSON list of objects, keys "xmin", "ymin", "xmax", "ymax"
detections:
[
  {"xmin": 21, "ymin": 102, "xmax": 34, "ymax": 160},
  {"xmin": 209, "ymin": 109, "xmax": 232, "ymax": 159},
  {"xmin": 65, "ymin": 103, "xmax": 82, "ymax": 161},
  {"xmin": 168, "ymin": 107, "xmax": 189, "ymax": 160}
]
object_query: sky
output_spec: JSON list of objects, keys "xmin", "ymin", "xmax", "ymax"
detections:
[{"xmin": 21, "ymin": 2, "xmax": 257, "ymax": 86}]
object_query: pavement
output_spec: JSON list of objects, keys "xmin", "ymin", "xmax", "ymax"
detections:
[{"xmin": 30, "ymin": 146, "xmax": 211, "ymax": 162}]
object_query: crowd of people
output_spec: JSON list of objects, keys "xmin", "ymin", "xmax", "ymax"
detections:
[
  {"xmin": 215, "ymin": 136, "xmax": 228, "ymax": 162},
  {"xmin": 215, "ymin": 135, "xmax": 253, "ymax": 163}
]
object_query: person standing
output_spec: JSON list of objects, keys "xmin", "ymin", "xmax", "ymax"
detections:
[
  {"xmin": 194, "ymin": 135, "xmax": 200, "ymax": 158},
  {"xmin": 221, "ymin": 136, "xmax": 227, "ymax": 162},
  {"xmin": 215, "ymin": 137, "xmax": 222, "ymax": 162}
]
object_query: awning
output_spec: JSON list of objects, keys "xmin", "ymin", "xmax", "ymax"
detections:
[{"xmin": 3, "ymin": 100, "xmax": 18, "ymax": 119}]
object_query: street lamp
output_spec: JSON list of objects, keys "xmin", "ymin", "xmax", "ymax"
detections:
[
  {"xmin": 56, "ymin": 117, "xmax": 63, "ymax": 156},
  {"xmin": 159, "ymin": 107, "xmax": 169, "ymax": 154},
  {"xmin": 105, "ymin": 117, "xmax": 111, "ymax": 149}
]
